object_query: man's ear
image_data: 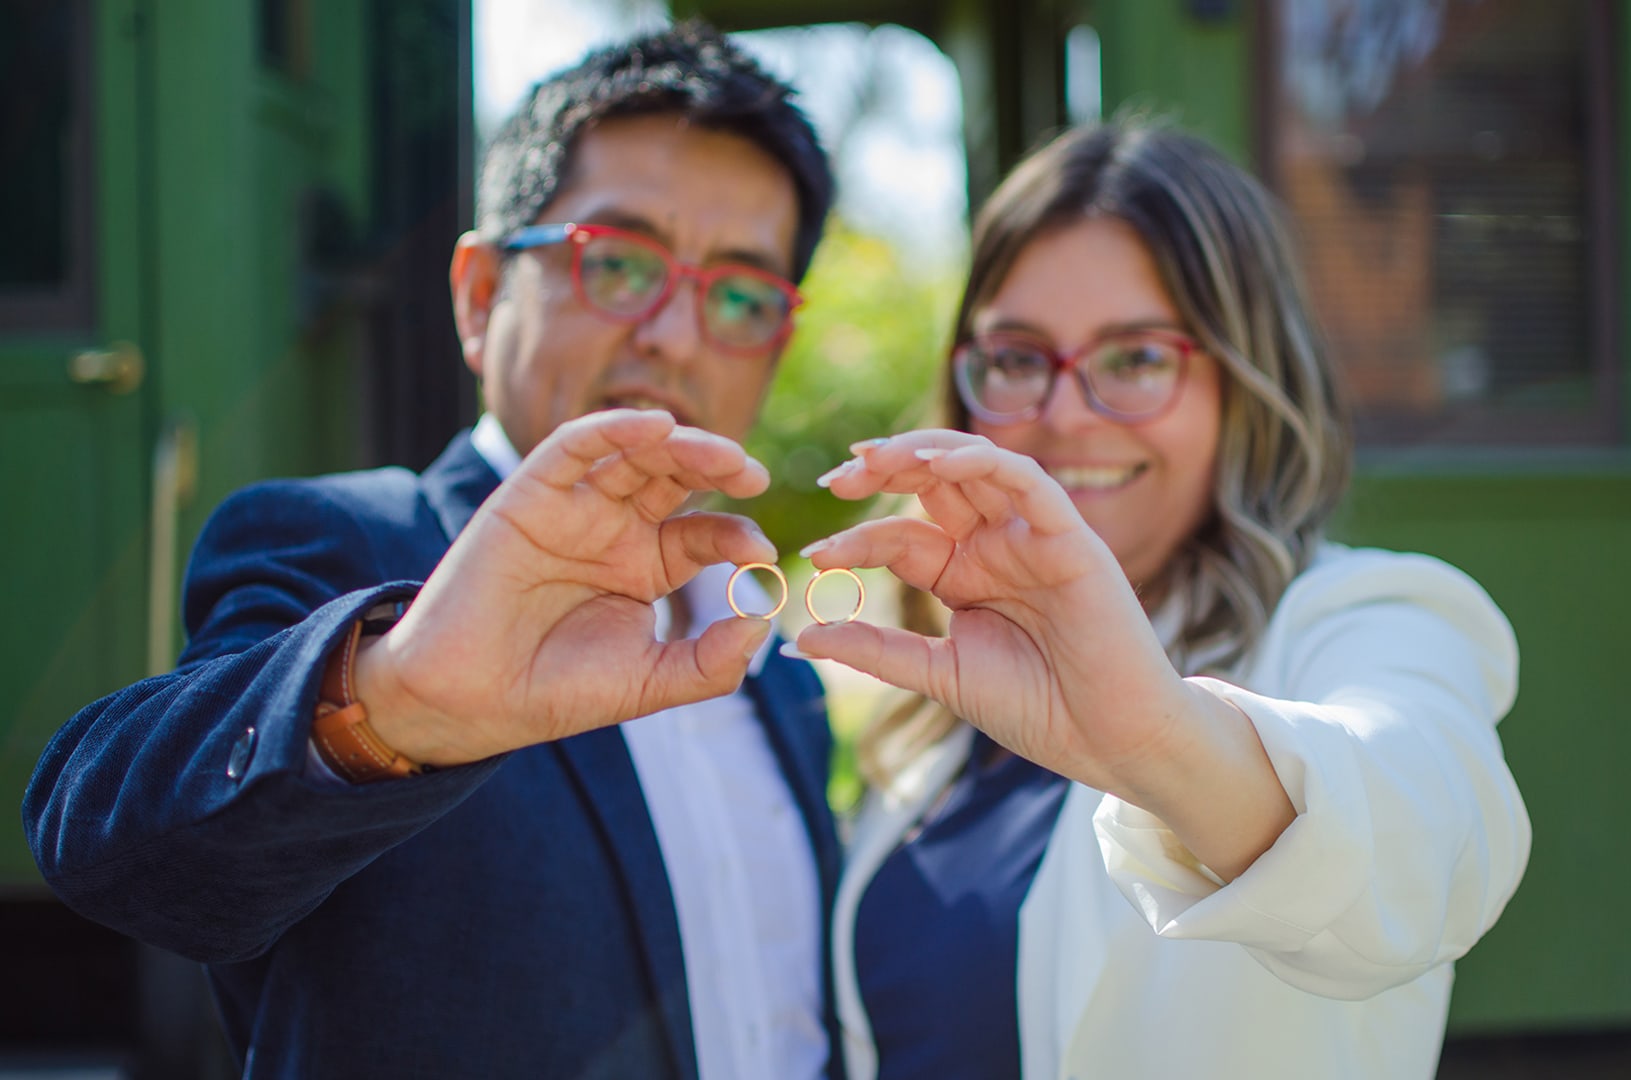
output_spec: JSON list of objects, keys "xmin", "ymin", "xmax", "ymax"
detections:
[{"xmin": 450, "ymin": 232, "xmax": 501, "ymax": 378}]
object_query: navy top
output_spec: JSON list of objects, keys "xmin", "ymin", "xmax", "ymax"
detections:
[{"xmin": 854, "ymin": 731, "xmax": 1071, "ymax": 1080}]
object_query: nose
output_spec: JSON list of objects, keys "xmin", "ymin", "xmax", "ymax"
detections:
[
  {"xmin": 1038, "ymin": 369, "xmax": 1110, "ymax": 434},
  {"xmin": 631, "ymin": 271, "xmax": 705, "ymax": 365}
]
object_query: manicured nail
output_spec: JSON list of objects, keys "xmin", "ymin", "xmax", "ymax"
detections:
[
  {"xmin": 848, "ymin": 437, "xmax": 890, "ymax": 454},
  {"xmin": 778, "ymin": 641, "xmax": 813, "ymax": 660},
  {"xmin": 798, "ymin": 538, "xmax": 832, "ymax": 559},
  {"xmin": 815, "ymin": 460, "xmax": 854, "ymax": 489},
  {"xmin": 915, "ymin": 448, "xmax": 948, "ymax": 461}
]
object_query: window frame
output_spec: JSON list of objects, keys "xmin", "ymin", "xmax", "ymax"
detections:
[{"xmin": 1253, "ymin": 0, "xmax": 1623, "ymax": 448}]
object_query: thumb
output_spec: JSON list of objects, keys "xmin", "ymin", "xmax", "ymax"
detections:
[
  {"xmin": 794, "ymin": 621, "xmax": 943, "ymax": 702},
  {"xmin": 643, "ymin": 618, "xmax": 773, "ymax": 712}
]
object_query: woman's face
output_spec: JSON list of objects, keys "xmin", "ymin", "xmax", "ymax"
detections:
[{"xmin": 965, "ymin": 216, "xmax": 1223, "ymax": 590}]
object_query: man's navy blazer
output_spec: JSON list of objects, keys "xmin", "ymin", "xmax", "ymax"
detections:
[{"xmin": 24, "ymin": 432, "xmax": 844, "ymax": 1080}]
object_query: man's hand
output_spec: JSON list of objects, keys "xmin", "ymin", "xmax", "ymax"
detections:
[{"xmin": 353, "ymin": 409, "xmax": 777, "ymax": 766}]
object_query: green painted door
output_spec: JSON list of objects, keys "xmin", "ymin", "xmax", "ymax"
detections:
[{"xmin": 1, "ymin": 0, "xmax": 152, "ymax": 886}]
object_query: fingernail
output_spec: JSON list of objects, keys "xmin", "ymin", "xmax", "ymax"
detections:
[
  {"xmin": 743, "ymin": 623, "xmax": 772, "ymax": 661},
  {"xmin": 778, "ymin": 641, "xmax": 812, "ymax": 661},
  {"xmin": 915, "ymin": 448, "xmax": 948, "ymax": 461},
  {"xmin": 848, "ymin": 437, "xmax": 890, "ymax": 454},
  {"xmin": 798, "ymin": 538, "xmax": 831, "ymax": 559},
  {"xmin": 815, "ymin": 460, "xmax": 854, "ymax": 489}
]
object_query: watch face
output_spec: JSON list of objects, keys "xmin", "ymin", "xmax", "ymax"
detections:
[{"xmin": 360, "ymin": 599, "xmax": 412, "ymax": 634}]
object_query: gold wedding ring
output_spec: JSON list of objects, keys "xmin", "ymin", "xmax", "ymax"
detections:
[
  {"xmin": 727, "ymin": 562, "xmax": 789, "ymax": 620},
  {"xmin": 804, "ymin": 567, "xmax": 866, "ymax": 626}
]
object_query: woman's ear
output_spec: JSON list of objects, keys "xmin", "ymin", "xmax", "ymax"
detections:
[{"xmin": 450, "ymin": 232, "xmax": 501, "ymax": 378}]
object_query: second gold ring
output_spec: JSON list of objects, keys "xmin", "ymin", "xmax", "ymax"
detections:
[{"xmin": 804, "ymin": 567, "xmax": 866, "ymax": 626}]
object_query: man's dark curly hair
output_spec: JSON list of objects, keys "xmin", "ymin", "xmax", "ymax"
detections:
[{"xmin": 476, "ymin": 20, "xmax": 834, "ymax": 281}]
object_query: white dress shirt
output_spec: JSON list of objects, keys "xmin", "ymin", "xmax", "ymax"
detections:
[{"xmin": 472, "ymin": 413, "xmax": 827, "ymax": 1080}]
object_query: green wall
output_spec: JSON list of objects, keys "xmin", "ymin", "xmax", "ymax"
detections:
[{"xmin": 1339, "ymin": 470, "xmax": 1631, "ymax": 1030}]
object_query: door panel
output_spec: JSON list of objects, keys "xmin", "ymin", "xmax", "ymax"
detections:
[{"xmin": 1, "ymin": 0, "xmax": 151, "ymax": 885}]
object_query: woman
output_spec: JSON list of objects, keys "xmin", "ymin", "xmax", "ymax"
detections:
[{"xmin": 790, "ymin": 119, "xmax": 1530, "ymax": 1079}]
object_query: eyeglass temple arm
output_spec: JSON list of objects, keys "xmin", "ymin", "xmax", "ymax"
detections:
[{"xmin": 501, "ymin": 223, "xmax": 574, "ymax": 252}]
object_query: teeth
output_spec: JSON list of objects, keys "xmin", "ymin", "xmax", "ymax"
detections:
[
  {"xmin": 1049, "ymin": 464, "xmax": 1142, "ymax": 490},
  {"xmin": 610, "ymin": 397, "xmax": 669, "ymax": 413}
]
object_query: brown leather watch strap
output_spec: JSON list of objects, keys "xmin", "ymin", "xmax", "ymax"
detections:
[{"xmin": 312, "ymin": 617, "xmax": 426, "ymax": 783}]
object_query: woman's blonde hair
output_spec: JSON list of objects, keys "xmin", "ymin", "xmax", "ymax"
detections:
[{"xmin": 860, "ymin": 116, "xmax": 1352, "ymax": 788}]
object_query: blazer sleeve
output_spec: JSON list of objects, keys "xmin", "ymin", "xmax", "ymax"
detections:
[
  {"xmin": 1092, "ymin": 549, "xmax": 1531, "ymax": 1000},
  {"xmin": 23, "ymin": 479, "xmax": 506, "ymax": 964}
]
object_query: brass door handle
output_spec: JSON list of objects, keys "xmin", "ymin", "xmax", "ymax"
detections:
[{"xmin": 69, "ymin": 341, "xmax": 145, "ymax": 394}]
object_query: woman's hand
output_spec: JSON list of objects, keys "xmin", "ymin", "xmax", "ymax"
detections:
[
  {"xmin": 797, "ymin": 430, "xmax": 1190, "ymax": 793},
  {"xmin": 798, "ymin": 430, "xmax": 1294, "ymax": 879}
]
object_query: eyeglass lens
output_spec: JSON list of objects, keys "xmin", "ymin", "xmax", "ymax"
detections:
[
  {"xmin": 956, "ymin": 336, "xmax": 1185, "ymax": 420},
  {"xmin": 576, "ymin": 233, "xmax": 792, "ymax": 351}
]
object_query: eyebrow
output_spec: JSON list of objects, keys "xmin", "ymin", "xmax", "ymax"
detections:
[
  {"xmin": 575, "ymin": 208, "xmax": 790, "ymax": 277},
  {"xmin": 975, "ymin": 315, "xmax": 1189, "ymax": 340}
]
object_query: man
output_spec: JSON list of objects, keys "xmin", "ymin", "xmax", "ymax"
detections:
[{"xmin": 25, "ymin": 22, "xmax": 841, "ymax": 1079}]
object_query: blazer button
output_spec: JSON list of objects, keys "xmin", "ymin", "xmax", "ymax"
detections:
[{"xmin": 227, "ymin": 726, "xmax": 257, "ymax": 780}]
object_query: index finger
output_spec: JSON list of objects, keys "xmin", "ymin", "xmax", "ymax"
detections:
[
  {"xmin": 616, "ymin": 426, "xmax": 770, "ymax": 500},
  {"xmin": 819, "ymin": 429, "xmax": 992, "ymax": 500},
  {"xmin": 915, "ymin": 443, "xmax": 1084, "ymax": 535},
  {"xmin": 525, "ymin": 409, "xmax": 679, "ymax": 489}
]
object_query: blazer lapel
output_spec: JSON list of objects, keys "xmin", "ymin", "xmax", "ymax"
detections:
[
  {"xmin": 555, "ymin": 728, "xmax": 699, "ymax": 1080},
  {"xmin": 420, "ymin": 431, "xmax": 501, "ymax": 542}
]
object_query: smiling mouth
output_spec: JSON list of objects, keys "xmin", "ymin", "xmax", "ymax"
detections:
[{"xmin": 1047, "ymin": 463, "xmax": 1147, "ymax": 491}]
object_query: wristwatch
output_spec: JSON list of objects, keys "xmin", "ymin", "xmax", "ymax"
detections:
[{"xmin": 312, "ymin": 600, "xmax": 427, "ymax": 783}]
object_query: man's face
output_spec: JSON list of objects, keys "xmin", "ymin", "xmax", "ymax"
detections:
[{"xmin": 454, "ymin": 113, "xmax": 802, "ymax": 455}]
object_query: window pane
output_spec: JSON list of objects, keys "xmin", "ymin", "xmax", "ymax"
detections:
[
  {"xmin": 1268, "ymin": 0, "xmax": 1613, "ymax": 445},
  {"xmin": 0, "ymin": 1, "xmax": 74, "ymax": 290}
]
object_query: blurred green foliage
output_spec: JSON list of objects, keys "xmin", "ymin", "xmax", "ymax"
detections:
[{"xmin": 722, "ymin": 218, "xmax": 967, "ymax": 558}]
